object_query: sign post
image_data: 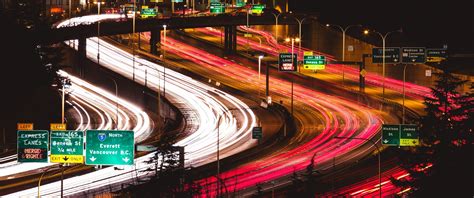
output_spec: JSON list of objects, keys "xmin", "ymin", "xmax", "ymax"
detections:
[
  {"xmin": 17, "ymin": 130, "xmax": 49, "ymax": 163},
  {"xmin": 85, "ymin": 130, "xmax": 134, "ymax": 165},
  {"xmin": 278, "ymin": 53, "xmax": 297, "ymax": 72},
  {"xmin": 381, "ymin": 124, "xmax": 400, "ymax": 145},
  {"xmin": 50, "ymin": 131, "xmax": 84, "ymax": 163}
]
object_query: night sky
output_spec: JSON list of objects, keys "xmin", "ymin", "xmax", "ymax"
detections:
[{"xmin": 291, "ymin": 0, "xmax": 474, "ymax": 53}]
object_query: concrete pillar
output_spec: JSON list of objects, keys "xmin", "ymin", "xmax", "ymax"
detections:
[
  {"xmin": 224, "ymin": 25, "xmax": 237, "ymax": 54},
  {"xmin": 78, "ymin": 37, "xmax": 87, "ymax": 58},
  {"xmin": 150, "ymin": 29, "xmax": 161, "ymax": 55}
]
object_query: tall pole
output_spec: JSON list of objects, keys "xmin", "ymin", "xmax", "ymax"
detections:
[
  {"xmin": 258, "ymin": 55, "xmax": 263, "ymax": 81},
  {"xmin": 217, "ymin": 115, "xmax": 221, "ymax": 197},
  {"xmin": 335, "ymin": 136, "xmax": 381, "ymax": 197},
  {"xmin": 382, "ymin": 36, "xmax": 386, "ymax": 100},
  {"xmin": 163, "ymin": 25, "xmax": 167, "ymax": 98},
  {"xmin": 60, "ymin": 164, "xmax": 64, "ymax": 198},
  {"xmin": 266, "ymin": 60, "xmax": 270, "ymax": 98},
  {"xmin": 291, "ymin": 38, "xmax": 294, "ymax": 116},
  {"xmin": 61, "ymin": 83, "xmax": 65, "ymax": 124},
  {"xmin": 272, "ymin": 13, "xmax": 281, "ymax": 43},
  {"xmin": 110, "ymin": 77, "xmax": 119, "ymax": 129},
  {"xmin": 132, "ymin": 0, "xmax": 136, "ymax": 81},
  {"xmin": 402, "ymin": 64, "xmax": 407, "ymax": 124},
  {"xmin": 97, "ymin": 2, "xmax": 101, "ymax": 66}
]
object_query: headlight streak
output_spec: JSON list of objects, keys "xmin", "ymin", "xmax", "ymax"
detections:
[{"xmin": 4, "ymin": 15, "xmax": 258, "ymax": 197}]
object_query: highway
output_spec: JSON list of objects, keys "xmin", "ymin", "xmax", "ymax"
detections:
[
  {"xmin": 131, "ymin": 29, "xmax": 395, "ymax": 196},
  {"xmin": 3, "ymin": 14, "xmax": 260, "ymax": 197}
]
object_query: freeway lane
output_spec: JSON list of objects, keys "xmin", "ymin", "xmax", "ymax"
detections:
[
  {"xmin": 0, "ymin": 70, "xmax": 152, "ymax": 194},
  {"xmin": 132, "ymin": 30, "xmax": 396, "ymax": 196},
  {"xmin": 4, "ymin": 14, "xmax": 262, "ymax": 197}
]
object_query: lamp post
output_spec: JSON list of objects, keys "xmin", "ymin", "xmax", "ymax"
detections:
[
  {"xmin": 285, "ymin": 37, "xmax": 299, "ymax": 116},
  {"xmin": 326, "ymin": 24, "xmax": 362, "ymax": 86},
  {"xmin": 132, "ymin": 0, "xmax": 136, "ymax": 81},
  {"xmin": 291, "ymin": 16, "xmax": 317, "ymax": 54},
  {"xmin": 364, "ymin": 29, "xmax": 402, "ymax": 100},
  {"xmin": 271, "ymin": 12, "xmax": 283, "ymax": 42},
  {"xmin": 402, "ymin": 64, "xmax": 407, "ymax": 124},
  {"xmin": 104, "ymin": 75, "xmax": 119, "ymax": 129},
  {"xmin": 94, "ymin": 1, "xmax": 104, "ymax": 66},
  {"xmin": 162, "ymin": 24, "xmax": 167, "ymax": 97},
  {"xmin": 334, "ymin": 136, "xmax": 381, "ymax": 197},
  {"xmin": 258, "ymin": 55, "xmax": 264, "ymax": 80},
  {"xmin": 38, "ymin": 164, "xmax": 63, "ymax": 198}
]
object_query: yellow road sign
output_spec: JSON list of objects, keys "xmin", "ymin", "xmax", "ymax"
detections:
[
  {"xmin": 360, "ymin": 69, "xmax": 367, "ymax": 77},
  {"xmin": 50, "ymin": 155, "xmax": 84, "ymax": 163},
  {"xmin": 400, "ymin": 138, "xmax": 420, "ymax": 146},
  {"xmin": 50, "ymin": 123, "xmax": 66, "ymax": 131},
  {"xmin": 304, "ymin": 51, "xmax": 313, "ymax": 56},
  {"xmin": 17, "ymin": 123, "xmax": 33, "ymax": 130}
]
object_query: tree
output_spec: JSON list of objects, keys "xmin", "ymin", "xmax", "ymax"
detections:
[{"xmin": 394, "ymin": 62, "xmax": 473, "ymax": 197}]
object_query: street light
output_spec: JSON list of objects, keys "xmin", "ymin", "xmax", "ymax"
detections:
[
  {"xmin": 270, "ymin": 12, "xmax": 283, "ymax": 42},
  {"xmin": 38, "ymin": 164, "xmax": 64, "ymax": 198},
  {"xmin": 289, "ymin": 15, "xmax": 317, "ymax": 53},
  {"xmin": 334, "ymin": 136, "xmax": 381, "ymax": 197},
  {"xmin": 94, "ymin": 1, "xmax": 105, "ymax": 66},
  {"xmin": 326, "ymin": 24, "xmax": 362, "ymax": 86},
  {"xmin": 258, "ymin": 55, "xmax": 264, "ymax": 80},
  {"xmin": 285, "ymin": 37, "xmax": 299, "ymax": 116},
  {"xmin": 132, "ymin": 0, "xmax": 137, "ymax": 81},
  {"xmin": 162, "ymin": 24, "xmax": 167, "ymax": 98},
  {"xmin": 364, "ymin": 29, "xmax": 402, "ymax": 100},
  {"xmin": 138, "ymin": 63, "xmax": 162, "ymax": 129}
]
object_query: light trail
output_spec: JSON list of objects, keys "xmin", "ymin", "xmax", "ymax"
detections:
[
  {"xmin": 4, "ymin": 14, "xmax": 258, "ymax": 197},
  {"xmin": 136, "ymin": 32, "xmax": 386, "ymax": 195}
]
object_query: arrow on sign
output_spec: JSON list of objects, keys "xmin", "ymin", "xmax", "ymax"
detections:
[
  {"xmin": 122, "ymin": 157, "xmax": 130, "ymax": 163},
  {"xmin": 89, "ymin": 156, "xmax": 96, "ymax": 162},
  {"xmin": 63, "ymin": 156, "xmax": 69, "ymax": 161},
  {"xmin": 383, "ymin": 139, "xmax": 389, "ymax": 144}
]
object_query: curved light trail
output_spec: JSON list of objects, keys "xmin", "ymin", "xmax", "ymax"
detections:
[
  {"xmin": 136, "ymin": 31, "xmax": 387, "ymax": 195},
  {"xmin": 4, "ymin": 14, "xmax": 258, "ymax": 197}
]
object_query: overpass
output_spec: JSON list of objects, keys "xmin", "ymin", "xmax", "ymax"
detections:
[{"xmin": 38, "ymin": 14, "xmax": 317, "ymax": 55}]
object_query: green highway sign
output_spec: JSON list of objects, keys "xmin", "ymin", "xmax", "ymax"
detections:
[
  {"xmin": 140, "ymin": 8, "xmax": 157, "ymax": 18},
  {"xmin": 252, "ymin": 127, "xmax": 262, "ymax": 139},
  {"xmin": 303, "ymin": 55, "xmax": 326, "ymax": 70},
  {"xmin": 400, "ymin": 125, "xmax": 419, "ymax": 146},
  {"xmin": 382, "ymin": 124, "xmax": 400, "ymax": 145},
  {"xmin": 236, "ymin": 0, "xmax": 245, "ymax": 7},
  {"xmin": 85, "ymin": 130, "xmax": 134, "ymax": 165},
  {"xmin": 372, "ymin": 47, "xmax": 400, "ymax": 63},
  {"xmin": 401, "ymin": 47, "xmax": 426, "ymax": 63},
  {"xmin": 426, "ymin": 48, "xmax": 447, "ymax": 62},
  {"xmin": 210, "ymin": 2, "xmax": 225, "ymax": 14},
  {"xmin": 278, "ymin": 53, "xmax": 297, "ymax": 72},
  {"xmin": 251, "ymin": 4, "xmax": 265, "ymax": 14},
  {"xmin": 17, "ymin": 130, "xmax": 49, "ymax": 163},
  {"xmin": 50, "ymin": 131, "xmax": 84, "ymax": 163}
]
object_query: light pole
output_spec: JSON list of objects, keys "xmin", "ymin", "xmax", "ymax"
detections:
[
  {"xmin": 162, "ymin": 24, "xmax": 167, "ymax": 98},
  {"xmin": 94, "ymin": 1, "xmax": 104, "ymax": 66},
  {"xmin": 132, "ymin": 0, "xmax": 137, "ymax": 81},
  {"xmin": 402, "ymin": 64, "xmax": 407, "ymax": 124},
  {"xmin": 38, "ymin": 164, "xmax": 63, "ymax": 198},
  {"xmin": 258, "ymin": 55, "xmax": 264, "ymax": 80},
  {"xmin": 285, "ymin": 37, "xmax": 299, "ymax": 116},
  {"xmin": 271, "ymin": 12, "xmax": 283, "ymax": 42},
  {"xmin": 334, "ymin": 136, "xmax": 381, "ymax": 197},
  {"xmin": 290, "ymin": 16, "xmax": 317, "ymax": 54},
  {"xmin": 364, "ymin": 29, "xmax": 402, "ymax": 100},
  {"xmin": 326, "ymin": 24, "xmax": 362, "ymax": 86},
  {"xmin": 104, "ymin": 75, "xmax": 119, "ymax": 129},
  {"xmin": 216, "ymin": 107, "xmax": 257, "ymax": 197}
]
